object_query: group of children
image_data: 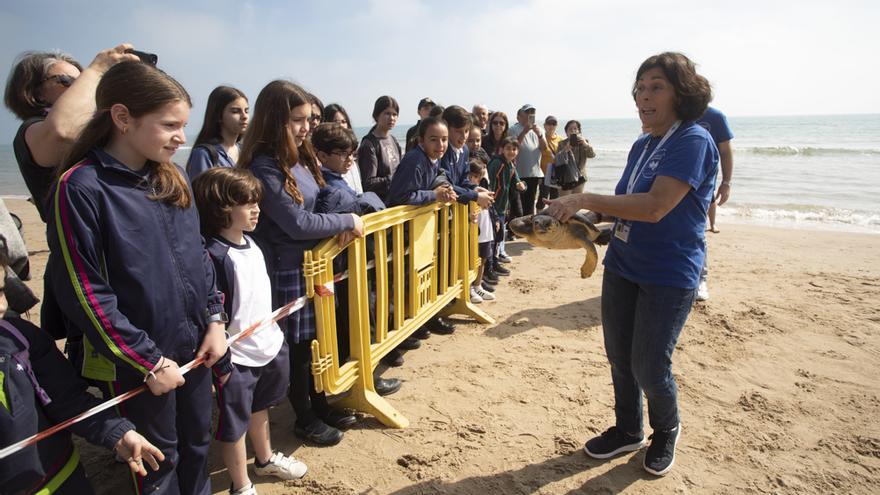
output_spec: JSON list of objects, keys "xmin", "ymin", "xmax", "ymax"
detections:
[{"xmin": 1, "ymin": 53, "xmax": 548, "ymax": 494}]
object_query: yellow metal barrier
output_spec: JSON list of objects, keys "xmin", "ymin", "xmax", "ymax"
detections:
[{"xmin": 305, "ymin": 201, "xmax": 493, "ymax": 428}]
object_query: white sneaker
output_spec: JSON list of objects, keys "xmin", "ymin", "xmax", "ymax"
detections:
[
  {"xmin": 470, "ymin": 287, "xmax": 483, "ymax": 303},
  {"xmin": 254, "ymin": 452, "xmax": 307, "ymax": 480},
  {"xmin": 474, "ymin": 286, "xmax": 495, "ymax": 301},
  {"xmin": 695, "ymin": 281, "xmax": 709, "ymax": 301},
  {"xmin": 230, "ymin": 483, "xmax": 257, "ymax": 495}
]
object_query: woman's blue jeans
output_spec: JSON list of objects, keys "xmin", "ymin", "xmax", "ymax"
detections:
[{"xmin": 601, "ymin": 268, "xmax": 696, "ymax": 434}]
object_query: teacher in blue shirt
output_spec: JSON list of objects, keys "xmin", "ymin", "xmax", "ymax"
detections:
[{"xmin": 544, "ymin": 52, "xmax": 718, "ymax": 477}]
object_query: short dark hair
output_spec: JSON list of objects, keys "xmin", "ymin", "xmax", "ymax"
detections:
[
  {"xmin": 442, "ymin": 105, "xmax": 472, "ymax": 130},
  {"xmin": 428, "ymin": 104, "xmax": 445, "ymax": 118},
  {"xmin": 192, "ymin": 167, "xmax": 263, "ymax": 236},
  {"xmin": 311, "ymin": 123, "xmax": 358, "ymax": 154},
  {"xmin": 468, "ymin": 158, "xmax": 486, "ymax": 176},
  {"xmin": 632, "ymin": 52, "xmax": 712, "ymax": 122},
  {"xmin": 500, "ymin": 136, "xmax": 518, "ymax": 149},
  {"xmin": 4, "ymin": 50, "xmax": 83, "ymax": 120},
  {"xmin": 418, "ymin": 116, "xmax": 447, "ymax": 138}
]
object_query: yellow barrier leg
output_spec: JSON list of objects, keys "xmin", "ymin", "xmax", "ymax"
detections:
[
  {"xmin": 335, "ymin": 236, "xmax": 410, "ymax": 428},
  {"xmin": 440, "ymin": 203, "xmax": 495, "ymax": 324}
]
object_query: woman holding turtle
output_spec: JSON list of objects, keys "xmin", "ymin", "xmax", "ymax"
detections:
[{"xmin": 543, "ymin": 52, "xmax": 718, "ymax": 476}]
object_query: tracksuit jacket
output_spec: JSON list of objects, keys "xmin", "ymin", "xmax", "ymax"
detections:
[
  {"xmin": 46, "ymin": 148, "xmax": 224, "ymax": 377},
  {"xmin": 1, "ymin": 316, "xmax": 135, "ymax": 494},
  {"xmin": 386, "ymin": 146, "xmax": 445, "ymax": 207},
  {"xmin": 440, "ymin": 145, "xmax": 479, "ymax": 204}
]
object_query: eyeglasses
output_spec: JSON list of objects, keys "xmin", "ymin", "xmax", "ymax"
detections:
[
  {"xmin": 43, "ymin": 74, "xmax": 77, "ymax": 87},
  {"xmin": 491, "ymin": 121, "xmax": 505, "ymax": 127},
  {"xmin": 331, "ymin": 150, "xmax": 356, "ymax": 160}
]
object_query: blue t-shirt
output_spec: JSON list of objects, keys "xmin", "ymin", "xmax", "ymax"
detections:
[
  {"xmin": 697, "ymin": 107, "xmax": 734, "ymax": 145},
  {"xmin": 603, "ymin": 121, "xmax": 719, "ymax": 289}
]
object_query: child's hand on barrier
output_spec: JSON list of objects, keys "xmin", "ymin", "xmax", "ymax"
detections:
[
  {"xmin": 470, "ymin": 211, "xmax": 479, "ymax": 223},
  {"xmin": 145, "ymin": 357, "xmax": 185, "ymax": 396},
  {"xmin": 337, "ymin": 230, "xmax": 356, "ymax": 247},
  {"xmin": 516, "ymin": 181, "xmax": 527, "ymax": 192},
  {"xmin": 435, "ymin": 184, "xmax": 457, "ymax": 203},
  {"xmin": 476, "ymin": 190, "xmax": 494, "ymax": 209},
  {"xmin": 350, "ymin": 214, "xmax": 365, "ymax": 237},
  {"xmin": 115, "ymin": 429, "xmax": 165, "ymax": 476},
  {"xmin": 197, "ymin": 322, "xmax": 228, "ymax": 368}
]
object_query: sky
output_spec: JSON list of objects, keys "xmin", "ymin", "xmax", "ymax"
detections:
[{"xmin": 0, "ymin": 0, "xmax": 877, "ymax": 138}]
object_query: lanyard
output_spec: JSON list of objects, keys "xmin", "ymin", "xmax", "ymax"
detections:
[{"xmin": 626, "ymin": 120, "xmax": 681, "ymax": 194}]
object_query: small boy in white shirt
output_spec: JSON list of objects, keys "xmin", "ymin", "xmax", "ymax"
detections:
[
  {"xmin": 467, "ymin": 159, "xmax": 497, "ymax": 303},
  {"xmin": 193, "ymin": 167, "xmax": 306, "ymax": 495}
]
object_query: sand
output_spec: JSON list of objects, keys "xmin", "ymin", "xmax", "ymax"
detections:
[{"xmin": 5, "ymin": 197, "xmax": 880, "ymax": 494}]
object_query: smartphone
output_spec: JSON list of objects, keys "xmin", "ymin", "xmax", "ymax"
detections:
[
  {"xmin": 528, "ymin": 114, "xmax": 535, "ymax": 126},
  {"xmin": 126, "ymin": 49, "xmax": 158, "ymax": 66}
]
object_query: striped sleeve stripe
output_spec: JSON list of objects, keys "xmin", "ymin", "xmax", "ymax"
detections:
[{"xmin": 54, "ymin": 163, "xmax": 154, "ymax": 374}]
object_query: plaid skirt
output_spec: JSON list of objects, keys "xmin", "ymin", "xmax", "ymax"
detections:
[{"xmin": 273, "ymin": 268, "xmax": 315, "ymax": 344}]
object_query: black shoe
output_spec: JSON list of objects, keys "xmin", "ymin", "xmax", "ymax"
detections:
[
  {"xmin": 484, "ymin": 271, "xmax": 499, "ymax": 284},
  {"xmin": 583, "ymin": 426, "xmax": 645, "ymax": 459},
  {"xmin": 397, "ymin": 337, "xmax": 421, "ymax": 350},
  {"xmin": 374, "ymin": 376, "xmax": 402, "ymax": 396},
  {"xmin": 493, "ymin": 265, "xmax": 511, "ymax": 276},
  {"xmin": 381, "ymin": 348, "xmax": 404, "ymax": 367},
  {"xmin": 294, "ymin": 419, "xmax": 343, "ymax": 446},
  {"xmin": 479, "ymin": 281, "xmax": 495, "ymax": 292},
  {"xmin": 425, "ymin": 317, "xmax": 455, "ymax": 335},
  {"xmin": 413, "ymin": 327, "xmax": 431, "ymax": 340},
  {"xmin": 643, "ymin": 424, "xmax": 680, "ymax": 476},
  {"xmin": 319, "ymin": 408, "xmax": 357, "ymax": 430}
]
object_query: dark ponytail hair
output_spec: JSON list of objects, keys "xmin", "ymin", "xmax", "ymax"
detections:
[
  {"xmin": 61, "ymin": 61, "xmax": 193, "ymax": 208},
  {"xmin": 193, "ymin": 85, "xmax": 247, "ymax": 146},
  {"xmin": 238, "ymin": 80, "xmax": 324, "ymax": 205},
  {"xmin": 368, "ymin": 95, "xmax": 399, "ymax": 134}
]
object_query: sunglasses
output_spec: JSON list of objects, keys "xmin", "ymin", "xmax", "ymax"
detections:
[
  {"xmin": 491, "ymin": 121, "xmax": 506, "ymax": 126},
  {"xmin": 43, "ymin": 74, "xmax": 77, "ymax": 87}
]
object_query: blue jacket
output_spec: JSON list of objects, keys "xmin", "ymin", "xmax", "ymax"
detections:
[
  {"xmin": 317, "ymin": 168, "xmax": 386, "ymax": 215},
  {"xmin": 248, "ymin": 156, "xmax": 355, "ymax": 271},
  {"xmin": 185, "ymin": 143, "xmax": 236, "ymax": 181},
  {"xmin": 386, "ymin": 146, "xmax": 443, "ymax": 207},
  {"xmin": 440, "ymin": 145, "xmax": 478, "ymax": 204},
  {"xmin": 1, "ymin": 317, "xmax": 135, "ymax": 493},
  {"xmin": 46, "ymin": 148, "xmax": 225, "ymax": 378}
]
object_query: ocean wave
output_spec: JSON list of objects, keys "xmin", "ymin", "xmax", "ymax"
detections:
[
  {"xmin": 742, "ymin": 146, "xmax": 880, "ymax": 156},
  {"xmin": 719, "ymin": 204, "xmax": 880, "ymax": 232}
]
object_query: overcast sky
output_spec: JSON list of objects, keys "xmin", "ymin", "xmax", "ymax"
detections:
[{"xmin": 1, "ymin": 0, "xmax": 877, "ymax": 138}]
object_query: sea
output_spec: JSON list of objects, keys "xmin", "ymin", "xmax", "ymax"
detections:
[{"xmin": 2, "ymin": 114, "xmax": 878, "ymax": 234}]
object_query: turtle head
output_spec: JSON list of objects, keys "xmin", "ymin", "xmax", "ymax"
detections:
[
  {"xmin": 509, "ymin": 215, "xmax": 535, "ymax": 237},
  {"xmin": 532, "ymin": 215, "xmax": 563, "ymax": 241}
]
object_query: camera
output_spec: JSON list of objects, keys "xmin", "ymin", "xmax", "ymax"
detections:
[
  {"xmin": 528, "ymin": 114, "xmax": 535, "ymax": 126},
  {"xmin": 569, "ymin": 134, "xmax": 579, "ymax": 146},
  {"xmin": 125, "ymin": 49, "xmax": 158, "ymax": 66}
]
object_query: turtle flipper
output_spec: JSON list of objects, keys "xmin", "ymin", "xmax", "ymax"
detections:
[{"xmin": 580, "ymin": 241, "xmax": 599, "ymax": 278}]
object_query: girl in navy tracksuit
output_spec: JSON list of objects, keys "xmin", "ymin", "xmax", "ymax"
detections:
[
  {"xmin": 239, "ymin": 80, "xmax": 364, "ymax": 446},
  {"xmin": 0, "ymin": 247, "xmax": 164, "ymax": 494},
  {"xmin": 45, "ymin": 61, "xmax": 228, "ymax": 495},
  {"xmin": 185, "ymin": 85, "xmax": 249, "ymax": 181}
]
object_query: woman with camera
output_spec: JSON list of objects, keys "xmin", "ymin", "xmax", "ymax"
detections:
[{"xmin": 552, "ymin": 120, "xmax": 596, "ymax": 196}]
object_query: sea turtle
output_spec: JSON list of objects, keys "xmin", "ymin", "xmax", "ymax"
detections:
[{"xmin": 509, "ymin": 211, "xmax": 610, "ymax": 278}]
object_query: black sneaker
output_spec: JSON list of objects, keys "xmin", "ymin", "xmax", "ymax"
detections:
[
  {"xmin": 294, "ymin": 419, "xmax": 343, "ymax": 446},
  {"xmin": 643, "ymin": 424, "xmax": 680, "ymax": 476},
  {"xmin": 397, "ymin": 337, "xmax": 421, "ymax": 350},
  {"xmin": 374, "ymin": 376, "xmax": 402, "ymax": 396},
  {"xmin": 484, "ymin": 271, "xmax": 499, "ymax": 284},
  {"xmin": 583, "ymin": 426, "xmax": 645, "ymax": 459},
  {"xmin": 425, "ymin": 317, "xmax": 455, "ymax": 335},
  {"xmin": 413, "ymin": 327, "xmax": 431, "ymax": 340},
  {"xmin": 381, "ymin": 348, "xmax": 404, "ymax": 367},
  {"xmin": 479, "ymin": 281, "xmax": 495, "ymax": 292},
  {"xmin": 493, "ymin": 265, "xmax": 511, "ymax": 276}
]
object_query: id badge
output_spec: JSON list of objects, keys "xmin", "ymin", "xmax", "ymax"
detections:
[{"xmin": 614, "ymin": 221, "xmax": 631, "ymax": 243}]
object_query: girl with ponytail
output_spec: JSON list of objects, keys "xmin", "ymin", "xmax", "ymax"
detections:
[{"xmin": 47, "ymin": 61, "xmax": 228, "ymax": 495}]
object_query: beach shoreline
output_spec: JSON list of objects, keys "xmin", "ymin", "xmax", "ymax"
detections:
[{"xmin": 4, "ymin": 197, "xmax": 879, "ymax": 494}]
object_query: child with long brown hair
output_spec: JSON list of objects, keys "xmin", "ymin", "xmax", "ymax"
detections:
[
  {"xmin": 239, "ymin": 80, "xmax": 364, "ymax": 446},
  {"xmin": 46, "ymin": 61, "xmax": 228, "ymax": 495}
]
